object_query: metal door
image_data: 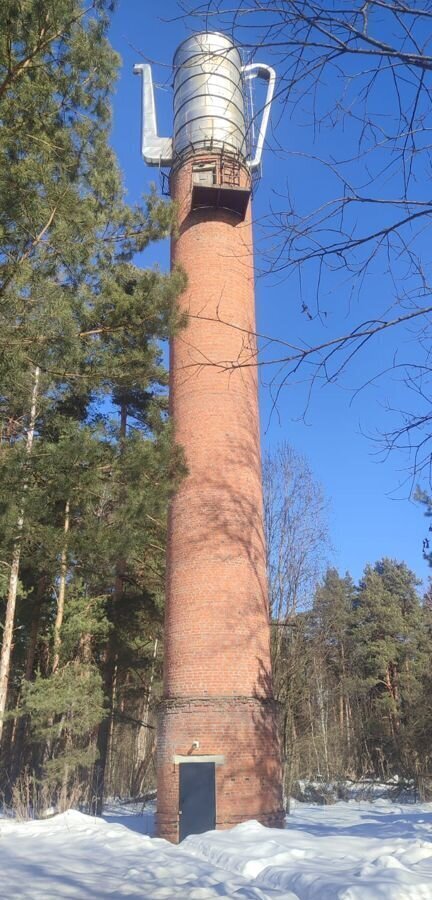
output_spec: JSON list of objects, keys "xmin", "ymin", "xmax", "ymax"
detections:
[{"xmin": 179, "ymin": 762, "xmax": 215, "ymax": 841}]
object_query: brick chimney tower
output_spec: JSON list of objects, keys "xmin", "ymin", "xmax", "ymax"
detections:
[{"xmin": 135, "ymin": 32, "xmax": 284, "ymax": 843}]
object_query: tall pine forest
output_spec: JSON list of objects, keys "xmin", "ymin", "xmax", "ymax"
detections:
[
  {"xmin": 1, "ymin": 1, "xmax": 432, "ymax": 817},
  {"xmin": 272, "ymin": 561, "xmax": 432, "ymax": 803},
  {"xmin": 0, "ymin": 0, "xmax": 185, "ymax": 814}
]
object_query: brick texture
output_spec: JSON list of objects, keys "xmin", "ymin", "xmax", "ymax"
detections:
[{"xmin": 157, "ymin": 153, "xmax": 284, "ymax": 842}]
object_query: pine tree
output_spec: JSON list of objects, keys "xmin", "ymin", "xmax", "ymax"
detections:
[
  {"xmin": 312, "ymin": 569, "xmax": 356, "ymax": 774},
  {"xmin": 351, "ymin": 559, "xmax": 422, "ymax": 779},
  {"xmin": 0, "ymin": 0, "xmax": 185, "ymax": 807}
]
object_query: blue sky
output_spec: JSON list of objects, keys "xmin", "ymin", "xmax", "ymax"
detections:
[{"xmin": 108, "ymin": 1, "xmax": 430, "ymax": 590}]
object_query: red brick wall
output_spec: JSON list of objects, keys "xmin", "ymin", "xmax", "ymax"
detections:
[
  {"xmin": 157, "ymin": 154, "xmax": 283, "ymax": 842},
  {"xmin": 157, "ymin": 698, "xmax": 284, "ymax": 842}
]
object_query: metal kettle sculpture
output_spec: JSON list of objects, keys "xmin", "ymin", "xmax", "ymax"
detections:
[{"xmin": 134, "ymin": 32, "xmax": 276, "ymax": 172}]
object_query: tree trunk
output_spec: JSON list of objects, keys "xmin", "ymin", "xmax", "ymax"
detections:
[
  {"xmin": 339, "ymin": 692, "xmax": 344, "ymax": 732},
  {"xmin": 90, "ymin": 400, "xmax": 127, "ymax": 815},
  {"xmin": 9, "ymin": 575, "xmax": 48, "ymax": 786},
  {"xmin": 0, "ymin": 366, "xmax": 40, "ymax": 746},
  {"xmin": 315, "ymin": 662, "xmax": 329, "ymax": 779},
  {"xmin": 52, "ymin": 499, "xmax": 70, "ymax": 673},
  {"xmin": 308, "ymin": 696, "xmax": 321, "ymax": 777},
  {"xmin": 345, "ymin": 698, "xmax": 352, "ymax": 764},
  {"xmin": 90, "ymin": 647, "xmax": 117, "ymax": 815},
  {"xmin": 106, "ymin": 661, "xmax": 118, "ymax": 794},
  {"xmin": 131, "ymin": 638, "xmax": 158, "ymax": 796},
  {"xmin": 25, "ymin": 575, "xmax": 47, "ymax": 681}
]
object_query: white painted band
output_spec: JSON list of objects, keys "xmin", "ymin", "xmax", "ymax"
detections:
[{"xmin": 173, "ymin": 754, "xmax": 225, "ymax": 765}]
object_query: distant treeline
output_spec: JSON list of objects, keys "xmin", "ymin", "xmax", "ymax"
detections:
[{"xmin": 272, "ymin": 561, "xmax": 432, "ymax": 802}]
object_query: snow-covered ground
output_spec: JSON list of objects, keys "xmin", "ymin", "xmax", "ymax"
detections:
[{"xmin": 1, "ymin": 800, "xmax": 432, "ymax": 898}]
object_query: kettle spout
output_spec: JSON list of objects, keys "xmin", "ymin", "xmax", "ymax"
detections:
[{"xmin": 134, "ymin": 63, "xmax": 173, "ymax": 167}]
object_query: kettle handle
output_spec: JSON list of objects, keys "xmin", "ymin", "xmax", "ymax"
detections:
[{"xmin": 242, "ymin": 63, "xmax": 276, "ymax": 171}]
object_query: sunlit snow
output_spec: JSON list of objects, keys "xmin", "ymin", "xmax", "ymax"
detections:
[{"xmin": 1, "ymin": 800, "xmax": 432, "ymax": 898}]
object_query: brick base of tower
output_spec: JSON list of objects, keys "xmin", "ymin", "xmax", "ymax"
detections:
[{"xmin": 157, "ymin": 697, "xmax": 284, "ymax": 842}]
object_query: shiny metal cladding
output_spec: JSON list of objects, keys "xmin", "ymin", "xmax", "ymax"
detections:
[{"xmin": 173, "ymin": 33, "xmax": 246, "ymax": 158}]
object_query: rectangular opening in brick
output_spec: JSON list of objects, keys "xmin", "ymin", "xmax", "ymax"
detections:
[{"xmin": 192, "ymin": 164, "xmax": 216, "ymax": 186}]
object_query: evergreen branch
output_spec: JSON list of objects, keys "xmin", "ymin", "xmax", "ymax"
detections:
[
  {"xmin": 0, "ymin": 204, "xmax": 60, "ymax": 296},
  {"xmin": 0, "ymin": 5, "xmax": 94, "ymax": 102}
]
